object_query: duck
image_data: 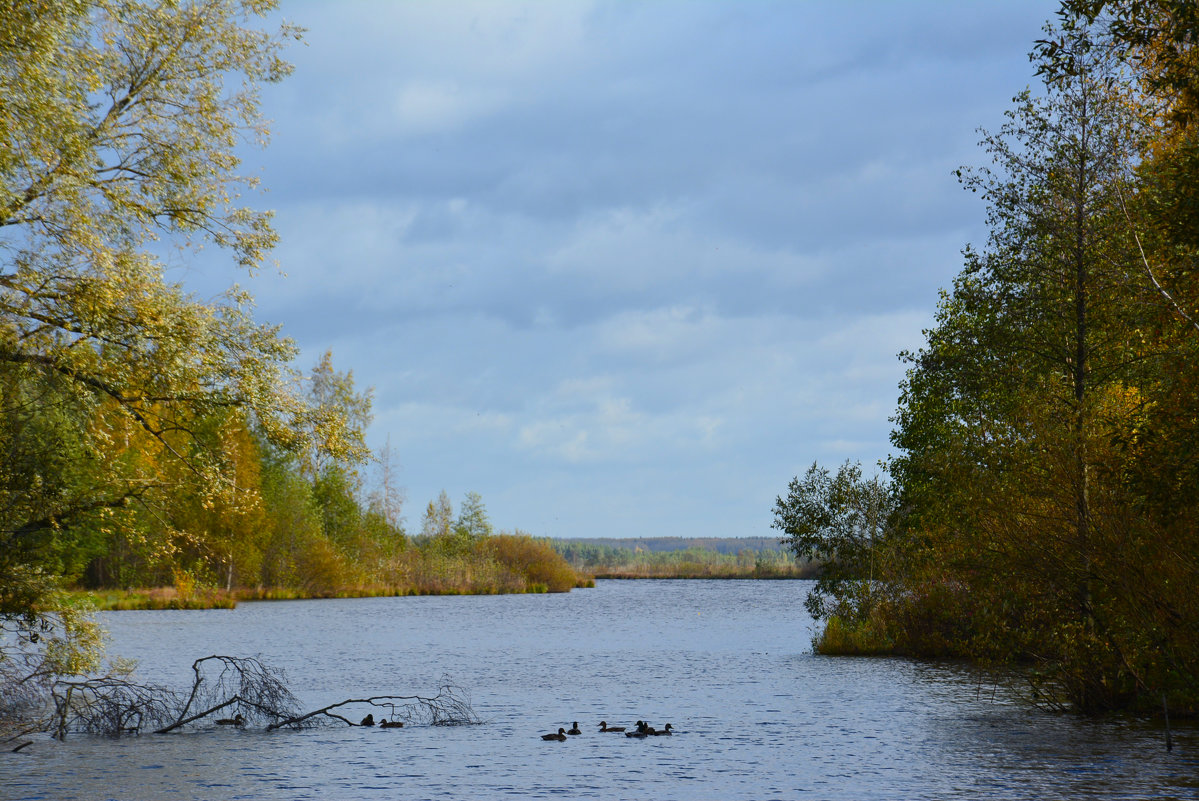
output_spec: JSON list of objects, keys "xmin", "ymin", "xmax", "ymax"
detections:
[
  {"xmin": 360, "ymin": 714, "xmax": 375, "ymax": 727},
  {"xmin": 379, "ymin": 718, "xmax": 404, "ymax": 729},
  {"xmin": 651, "ymin": 723, "xmax": 674, "ymax": 736},
  {"xmin": 598, "ymin": 721, "xmax": 625, "ymax": 733},
  {"xmin": 215, "ymin": 713, "xmax": 245, "ymax": 727},
  {"xmin": 541, "ymin": 728, "xmax": 568, "ymax": 741},
  {"xmin": 566, "ymin": 721, "xmax": 582, "ymax": 735},
  {"xmin": 625, "ymin": 720, "xmax": 650, "ymax": 738}
]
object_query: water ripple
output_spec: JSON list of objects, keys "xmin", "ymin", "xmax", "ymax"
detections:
[{"xmin": 4, "ymin": 580, "xmax": 1193, "ymax": 800}]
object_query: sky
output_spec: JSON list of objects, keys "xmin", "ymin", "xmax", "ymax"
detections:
[{"xmin": 196, "ymin": 0, "xmax": 1058, "ymax": 540}]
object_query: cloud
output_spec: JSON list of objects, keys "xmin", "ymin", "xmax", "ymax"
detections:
[{"xmin": 226, "ymin": 0, "xmax": 1057, "ymax": 539}]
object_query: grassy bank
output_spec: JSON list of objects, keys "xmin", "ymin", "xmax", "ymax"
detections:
[
  {"xmin": 79, "ymin": 576, "xmax": 596, "ymax": 611},
  {"xmin": 79, "ymin": 534, "xmax": 593, "ymax": 610}
]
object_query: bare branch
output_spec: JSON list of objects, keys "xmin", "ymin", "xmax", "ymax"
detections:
[
  {"xmin": 32, "ymin": 656, "xmax": 479, "ymax": 739},
  {"xmin": 266, "ymin": 679, "xmax": 481, "ymax": 731}
]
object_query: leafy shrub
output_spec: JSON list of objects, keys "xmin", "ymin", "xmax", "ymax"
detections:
[{"xmin": 485, "ymin": 534, "xmax": 580, "ymax": 593}]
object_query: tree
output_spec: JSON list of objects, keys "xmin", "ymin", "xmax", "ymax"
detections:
[
  {"xmin": 299, "ymin": 351, "xmax": 374, "ymax": 481},
  {"xmin": 888, "ymin": 24, "xmax": 1199, "ymax": 712},
  {"xmin": 1042, "ymin": 2, "xmax": 1199, "ymax": 128},
  {"xmin": 419, "ymin": 491, "xmax": 455, "ymax": 541},
  {"xmin": 455, "ymin": 491, "xmax": 493, "ymax": 541},
  {"xmin": 0, "ymin": 0, "xmax": 379, "ymax": 718},
  {"xmin": 772, "ymin": 461, "xmax": 893, "ymax": 623},
  {"xmin": 368, "ymin": 436, "xmax": 406, "ymax": 534}
]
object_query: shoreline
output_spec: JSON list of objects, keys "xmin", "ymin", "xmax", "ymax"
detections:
[{"xmin": 73, "ymin": 573, "xmax": 812, "ymax": 610}]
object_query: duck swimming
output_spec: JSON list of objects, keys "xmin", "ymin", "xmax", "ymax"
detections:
[
  {"xmin": 541, "ymin": 728, "xmax": 567, "ymax": 741},
  {"xmin": 598, "ymin": 721, "xmax": 625, "ymax": 733},
  {"xmin": 652, "ymin": 723, "xmax": 674, "ymax": 736},
  {"xmin": 379, "ymin": 719, "xmax": 404, "ymax": 728},
  {"xmin": 567, "ymin": 722, "xmax": 582, "ymax": 735},
  {"xmin": 625, "ymin": 720, "xmax": 650, "ymax": 738},
  {"xmin": 360, "ymin": 714, "xmax": 375, "ymax": 727},
  {"xmin": 215, "ymin": 713, "xmax": 245, "ymax": 727}
]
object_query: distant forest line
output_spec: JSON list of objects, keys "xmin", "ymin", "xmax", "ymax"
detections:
[
  {"xmin": 552, "ymin": 536, "xmax": 786, "ymax": 554},
  {"xmin": 548, "ymin": 537, "xmax": 814, "ymax": 580}
]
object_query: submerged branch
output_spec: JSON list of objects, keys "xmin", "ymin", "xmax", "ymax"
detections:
[
  {"xmin": 267, "ymin": 678, "xmax": 480, "ymax": 730},
  {"xmin": 39, "ymin": 657, "xmax": 478, "ymax": 739}
]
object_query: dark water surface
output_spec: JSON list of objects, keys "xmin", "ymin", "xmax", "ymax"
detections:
[{"xmin": 5, "ymin": 580, "xmax": 1196, "ymax": 800}]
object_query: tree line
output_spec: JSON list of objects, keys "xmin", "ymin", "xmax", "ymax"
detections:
[
  {"xmin": 552, "ymin": 539, "xmax": 813, "ymax": 579},
  {"xmin": 774, "ymin": 1, "xmax": 1199, "ymax": 716}
]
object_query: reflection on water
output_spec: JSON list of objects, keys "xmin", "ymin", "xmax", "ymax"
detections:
[{"xmin": 6, "ymin": 580, "xmax": 1196, "ymax": 800}]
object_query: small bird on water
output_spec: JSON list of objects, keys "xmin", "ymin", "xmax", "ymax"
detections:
[
  {"xmin": 626, "ymin": 720, "xmax": 651, "ymax": 738},
  {"xmin": 541, "ymin": 728, "xmax": 567, "ymax": 741}
]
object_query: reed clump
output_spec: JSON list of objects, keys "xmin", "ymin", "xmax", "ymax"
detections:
[
  {"xmin": 87, "ymin": 587, "xmax": 237, "ymax": 611},
  {"xmin": 813, "ymin": 611, "xmax": 896, "ymax": 656}
]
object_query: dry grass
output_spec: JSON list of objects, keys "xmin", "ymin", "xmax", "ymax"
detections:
[
  {"xmin": 85, "ymin": 587, "xmax": 237, "ymax": 611},
  {"xmin": 76, "ymin": 533, "xmax": 591, "ymax": 609}
]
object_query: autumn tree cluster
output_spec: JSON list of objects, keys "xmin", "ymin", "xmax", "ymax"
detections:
[
  {"xmin": 0, "ymin": 1, "xmax": 401, "ymax": 618},
  {"xmin": 0, "ymin": 1, "xmax": 581, "ymax": 730},
  {"xmin": 776, "ymin": 2, "xmax": 1199, "ymax": 715}
]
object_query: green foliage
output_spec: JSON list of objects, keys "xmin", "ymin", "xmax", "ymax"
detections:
[
  {"xmin": 863, "ymin": 18, "xmax": 1199, "ymax": 715},
  {"xmin": 815, "ymin": 611, "xmax": 895, "ymax": 656},
  {"xmin": 0, "ymin": 2, "xmax": 307, "ymax": 708},
  {"xmin": 419, "ymin": 491, "xmax": 455, "ymax": 541},
  {"xmin": 455, "ymin": 491, "xmax": 493, "ymax": 541},
  {"xmin": 772, "ymin": 461, "xmax": 894, "ymax": 621}
]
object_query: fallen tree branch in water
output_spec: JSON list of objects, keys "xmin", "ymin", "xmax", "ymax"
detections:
[
  {"xmin": 43, "ymin": 657, "xmax": 479, "ymax": 738},
  {"xmin": 51, "ymin": 675, "xmax": 178, "ymax": 739},
  {"xmin": 154, "ymin": 655, "xmax": 303, "ymax": 734},
  {"xmin": 266, "ymin": 679, "xmax": 481, "ymax": 730}
]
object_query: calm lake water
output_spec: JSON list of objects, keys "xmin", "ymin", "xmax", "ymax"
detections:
[{"xmin": 5, "ymin": 580, "xmax": 1196, "ymax": 800}]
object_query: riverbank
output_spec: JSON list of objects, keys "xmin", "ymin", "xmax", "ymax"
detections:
[
  {"xmin": 76, "ymin": 569, "xmax": 814, "ymax": 609},
  {"xmin": 78, "ymin": 576, "xmax": 596, "ymax": 611}
]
